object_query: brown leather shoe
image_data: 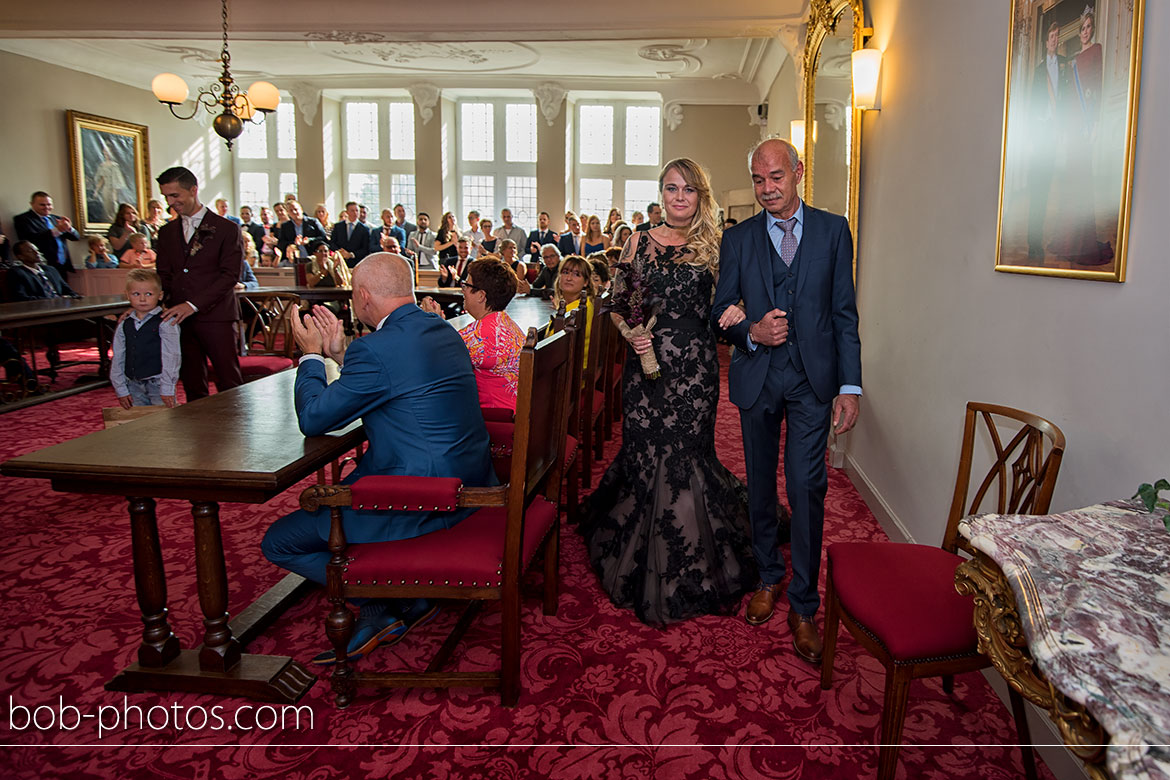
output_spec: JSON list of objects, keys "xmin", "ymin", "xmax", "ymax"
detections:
[
  {"xmin": 745, "ymin": 583, "xmax": 783, "ymax": 625},
  {"xmin": 787, "ymin": 609, "xmax": 824, "ymax": 665}
]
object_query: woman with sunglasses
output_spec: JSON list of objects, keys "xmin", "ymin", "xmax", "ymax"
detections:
[
  {"xmin": 582, "ymin": 157, "xmax": 755, "ymax": 627},
  {"xmin": 420, "ymin": 257, "xmax": 525, "ymax": 410}
]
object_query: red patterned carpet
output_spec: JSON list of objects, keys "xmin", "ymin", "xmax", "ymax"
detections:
[{"xmin": 0, "ymin": 347, "xmax": 1051, "ymax": 779}]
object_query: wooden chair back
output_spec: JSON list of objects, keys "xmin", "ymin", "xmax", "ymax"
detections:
[
  {"xmin": 238, "ymin": 292, "xmax": 301, "ymax": 358},
  {"xmin": 942, "ymin": 401, "xmax": 1066, "ymax": 554}
]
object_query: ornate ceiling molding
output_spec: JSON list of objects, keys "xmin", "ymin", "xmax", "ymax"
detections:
[
  {"xmin": 408, "ymin": 83, "xmax": 440, "ymax": 125},
  {"xmin": 304, "ymin": 30, "xmax": 389, "ymax": 45},
  {"xmin": 311, "ymin": 41, "xmax": 540, "ymax": 73},
  {"xmin": 775, "ymin": 22, "xmax": 808, "ymax": 110},
  {"xmin": 637, "ymin": 39, "xmax": 707, "ymax": 79},
  {"xmin": 287, "ymin": 81, "xmax": 321, "ymax": 126},
  {"xmin": 663, "ymin": 101, "xmax": 684, "ymax": 131},
  {"xmin": 532, "ymin": 82, "xmax": 566, "ymax": 127}
]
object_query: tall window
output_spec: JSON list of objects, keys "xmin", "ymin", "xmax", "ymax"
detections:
[
  {"xmin": 232, "ymin": 96, "xmax": 298, "ymax": 211},
  {"xmin": 575, "ymin": 101, "xmax": 661, "ymax": 219},
  {"xmin": 456, "ymin": 98, "xmax": 538, "ymax": 229},
  {"xmin": 341, "ymin": 98, "xmax": 416, "ymax": 219}
]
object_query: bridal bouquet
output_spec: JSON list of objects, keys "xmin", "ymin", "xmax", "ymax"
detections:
[{"xmin": 603, "ymin": 261, "xmax": 661, "ymax": 379}]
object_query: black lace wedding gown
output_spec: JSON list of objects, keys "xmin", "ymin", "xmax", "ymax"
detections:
[{"xmin": 582, "ymin": 232, "xmax": 757, "ymax": 626}]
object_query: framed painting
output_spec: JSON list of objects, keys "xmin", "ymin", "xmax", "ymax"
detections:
[
  {"xmin": 66, "ymin": 110, "xmax": 151, "ymax": 234},
  {"xmin": 995, "ymin": 0, "xmax": 1144, "ymax": 281}
]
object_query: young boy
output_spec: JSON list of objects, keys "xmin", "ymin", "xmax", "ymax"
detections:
[
  {"xmin": 84, "ymin": 236, "xmax": 118, "ymax": 268},
  {"xmin": 110, "ymin": 269, "xmax": 180, "ymax": 408},
  {"xmin": 118, "ymin": 232, "xmax": 157, "ymax": 268}
]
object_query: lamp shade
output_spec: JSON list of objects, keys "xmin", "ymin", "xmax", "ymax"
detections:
[
  {"xmin": 151, "ymin": 73, "xmax": 189, "ymax": 105},
  {"xmin": 852, "ymin": 48, "xmax": 882, "ymax": 110},
  {"xmin": 246, "ymin": 81, "xmax": 281, "ymax": 112},
  {"xmin": 790, "ymin": 119, "xmax": 806, "ymax": 154}
]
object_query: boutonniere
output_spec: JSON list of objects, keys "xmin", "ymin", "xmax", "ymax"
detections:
[{"xmin": 188, "ymin": 223, "xmax": 216, "ymax": 257}]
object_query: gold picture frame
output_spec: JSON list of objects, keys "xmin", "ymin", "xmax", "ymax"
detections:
[
  {"xmin": 66, "ymin": 110, "xmax": 151, "ymax": 235},
  {"xmin": 994, "ymin": 0, "xmax": 1144, "ymax": 282}
]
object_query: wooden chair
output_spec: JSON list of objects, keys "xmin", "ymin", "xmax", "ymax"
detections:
[
  {"xmin": 598, "ymin": 301, "xmax": 624, "ymax": 442},
  {"xmin": 576, "ymin": 298, "xmax": 607, "ymax": 489},
  {"xmin": 297, "ymin": 327, "xmax": 574, "ymax": 707},
  {"xmin": 237, "ymin": 292, "xmax": 301, "ymax": 380},
  {"xmin": 548, "ymin": 303, "xmax": 582, "ymax": 523},
  {"xmin": 821, "ymin": 402, "xmax": 1065, "ymax": 780}
]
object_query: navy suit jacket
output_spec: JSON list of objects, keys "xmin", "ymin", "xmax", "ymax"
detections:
[
  {"xmin": 712, "ymin": 204, "xmax": 860, "ymax": 407},
  {"xmin": 525, "ymin": 229, "xmax": 559, "ymax": 261},
  {"xmin": 156, "ymin": 211, "xmax": 243, "ymax": 323},
  {"xmin": 6, "ymin": 263, "xmax": 78, "ymax": 301},
  {"xmin": 276, "ymin": 217, "xmax": 327, "ymax": 260},
  {"xmin": 330, "ymin": 220, "xmax": 371, "ymax": 266},
  {"xmin": 557, "ymin": 232, "xmax": 583, "ymax": 257},
  {"xmin": 14, "ymin": 210, "xmax": 80, "ymax": 273},
  {"xmin": 294, "ymin": 304, "xmax": 496, "ymax": 543},
  {"xmin": 369, "ymin": 224, "xmax": 407, "ymax": 254}
]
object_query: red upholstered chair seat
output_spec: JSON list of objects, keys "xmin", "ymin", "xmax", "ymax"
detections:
[
  {"xmin": 589, "ymin": 390, "xmax": 605, "ymax": 423},
  {"xmin": 239, "ymin": 355, "xmax": 295, "ymax": 377},
  {"xmin": 827, "ymin": 543, "xmax": 976, "ymax": 661},
  {"xmin": 343, "ymin": 499, "xmax": 558, "ymax": 587}
]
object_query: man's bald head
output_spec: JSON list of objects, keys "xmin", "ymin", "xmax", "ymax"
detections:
[
  {"xmin": 351, "ymin": 252, "xmax": 416, "ymax": 327},
  {"xmin": 353, "ymin": 252, "xmax": 414, "ymax": 298}
]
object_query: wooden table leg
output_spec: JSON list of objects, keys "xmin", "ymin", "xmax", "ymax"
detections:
[
  {"xmin": 192, "ymin": 500, "xmax": 242, "ymax": 672},
  {"xmin": 128, "ymin": 496, "xmax": 180, "ymax": 667}
]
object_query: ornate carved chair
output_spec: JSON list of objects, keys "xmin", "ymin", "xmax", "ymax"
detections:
[
  {"xmin": 237, "ymin": 291, "xmax": 301, "ymax": 380},
  {"xmin": 821, "ymin": 402, "xmax": 1065, "ymax": 780},
  {"xmin": 547, "ymin": 304, "xmax": 582, "ymax": 523},
  {"xmin": 297, "ymin": 328, "xmax": 574, "ymax": 707}
]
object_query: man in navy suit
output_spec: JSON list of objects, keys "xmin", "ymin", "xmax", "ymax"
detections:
[
  {"xmin": 239, "ymin": 206, "xmax": 267, "ymax": 254},
  {"xmin": 330, "ymin": 201, "xmax": 371, "ymax": 268},
  {"xmin": 262, "ymin": 252, "xmax": 495, "ymax": 664},
  {"xmin": 524, "ymin": 211, "xmax": 559, "ymax": 262},
  {"xmin": 7, "ymin": 241, "xmax": 81, "ymax": 371},
  {"xmin": 634, "ymin": 202, "xmax": 663, "ymax": 232},
  {"xmin": 557, "ymin": 214, "xmax": 583, "ymax": 256},
  {"xmin": 712, "ymin": 137, "xmax": 861, "ymax": 664},
  {"xmin": 14, "ymin": 191, "xmax": 81, "ymax": 275},
  {"xmin": 214, "ymin": 198, "xmax": 242, "ymax": 226}
]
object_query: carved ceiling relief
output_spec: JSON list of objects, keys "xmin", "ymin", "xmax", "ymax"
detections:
[
  {"xmin": 775, "ymin": 23, "xmax": 808, "ymax": 110},
  {"xmin": 636, "ymin": 39, "xmax": 707, "ymax": 78},
  {"xmin": 533, "ymin": 83, "xmax": 566, "ymax": 127},
  {"xmin": 663, "ymin": 102, "xmax": 685, "ymax": 131},
  {"xmin": 408, "ymin": 83, "xmax": 440, "ymax": 125},
  {"xmin": 312, "ymin": 40, "xmax": 539, "ymax": 73},
  {"xmin": 287, "ymin": 82, "xmax": 321, "ymax": 126}
]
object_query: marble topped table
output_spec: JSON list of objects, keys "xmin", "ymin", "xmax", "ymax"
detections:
[{"xmin": 956, "ymin": 501, "xmax": 1170, "ymax": 780}]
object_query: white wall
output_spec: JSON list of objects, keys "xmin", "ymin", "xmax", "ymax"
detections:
[
  {"xmin": 850, "ymin": 0, "xmax": 1170, "ymax": 541},
  {"xmin": 0, "ymin": 50, "xmax": 231, "ymax": 244},
  {"xmin": 662, "ymin": 104, "xmax": 763, "ymax": 209}
]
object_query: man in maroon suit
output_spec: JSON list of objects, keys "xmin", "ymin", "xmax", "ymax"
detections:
[{"xmin": 155, "ymin": 166, "xmax": 243, "ymax": 400}]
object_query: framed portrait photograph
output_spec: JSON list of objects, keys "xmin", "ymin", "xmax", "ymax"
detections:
[
  {"xmin": 995, "ymin": 0, "xmax": 1145, "ymax": 282},
  {"xmin": 66, "ymin": 110, "xmax": 151, "ymax": 234}
]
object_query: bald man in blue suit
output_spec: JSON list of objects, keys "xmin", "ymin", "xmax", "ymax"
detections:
[
  {"xmin": 262, "ymin": 252, "xmax": 494, "ymax": 664},
  {"xmin": 712, "ymin": 137, "xmax": 861, "ymax": 666}
]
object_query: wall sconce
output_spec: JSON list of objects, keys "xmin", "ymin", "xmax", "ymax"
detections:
[
  {"xmin": 852, "ymin": 48, "xmax": 882, "ymax": 110},
  {"xmin": 789, "ymin": 119, "xmax": 818, "ymax": 154}
]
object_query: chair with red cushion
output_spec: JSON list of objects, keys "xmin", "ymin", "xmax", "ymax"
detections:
[
  {"xmin": 577, "ymin": 299, "xmax": 606, "ymax": 489},
  {"xmin": 821, "ymin": 402, "xmax": 1065, "ymax": 780},
  {"xmin": 298, "ymin": 327, "xmax": 574, "ymax": 707},
  {"xmin": 237, "ymin": 292, "xmax": 301, "ymax": 380},
  {"xmin": 547, "ymin": 303, "xmax": 582, "ymax": 523}
]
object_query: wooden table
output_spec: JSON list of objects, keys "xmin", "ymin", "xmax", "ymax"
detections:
[
  {"xmin": 0, "ymin": 294, "xmax": 128, "ymax": 410},
  {"xmin": 447, "ymin": 295, "xmax": 557, "ymax": 334},
  {"xmin": 956, "ymin": 501, "xmax": 1170, "ymax": 780},
  {"xmin": 0, "ymin": 371, "xmax": 366, "ymax": 703}
]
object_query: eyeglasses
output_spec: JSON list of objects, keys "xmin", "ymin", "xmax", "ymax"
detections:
[{"xmin": 460, "ymin": 280, "xmax": 480, "ymax": 292}]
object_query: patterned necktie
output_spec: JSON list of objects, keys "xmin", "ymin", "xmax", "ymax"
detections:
[
  {"xmin": 36, "ymin": 268, "xmax": 58, "ymax": 298},
  {"xmin": 776, "ymin": 217, "xmax": 798, "ymax": 266}
]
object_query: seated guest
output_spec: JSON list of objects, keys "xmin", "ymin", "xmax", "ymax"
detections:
[
  {"xmin": 15, "ymin": 191, "xmax": 81, "ymax": 275},
  {"xmin": 498, "ymin": 239, "xmax": 531, "ymax": 294},
  {"xmin": 631, "ymin": 210, "xmax": 645, "ymax": 228},
  {"xmin": 110, "ymin": 268, "xmax": 180, "ymax": 409},
  {"xmin": 477, "ymin": 218, "xmax": 498, "ymax": 255},
  {"xmin": 544, "ymin": 253, "xmax": 595, "ymax": 369},
  {"xmin": 6, "ymin": 240, "xmax": 81, "ymax": 372},
  {"xmin": 117, "ymin": 233, "xmax": 157, "ymax": 268},
  {"xmin": 604, "ymin": 207, "xmax": 623, "ymax": 237},
  {"xmin": 242, "ymin": 231, "xmax": 261, "ymax": 267},
  {"xmin": 437, "ymin": 237, "xmax": 473, "ymax": 288},
  {"xmin": 306, "ymin": 239, "xmax": 352, "ymax": 288},
  {"xmin": 261, "ymin": 253, "xmax": 495, "ymax": 664},
  {"xmin": 84, "ymin": 235, "xmax": 118, "ymax": 268},
  {"xmin": 611, "ymin": 222, "xmax": 633, "ymax": 251},
  {"xmin": 420, "ymin": 257, "xmax": 525, "ymax": 410},
  {"xmin": 107, "ymin": 203, "xmax": 148, "ymax": 257},
  {"xmin": 237, "ymin": 256, "xmax": 259, "ymax": 290},
  {"xmin": 379, "ymin": 232, "xmax": 403, "ymax": 255},
  {"xmin": 589, "ymin": 254, "xmax": 611, "ymax": 293},
  {"xmin": 531, "ymin": 244, "xmax": 562, "ymax": 290}
]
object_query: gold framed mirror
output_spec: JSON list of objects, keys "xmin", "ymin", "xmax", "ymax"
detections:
[{"xmin": 803, "ymin": 0, "xmax": 869, "ymax": 269}]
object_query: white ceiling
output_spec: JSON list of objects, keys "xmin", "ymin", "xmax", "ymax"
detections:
[{"xmin": 0, "ymin": 0, "xmax": 810, "ymax": 106}]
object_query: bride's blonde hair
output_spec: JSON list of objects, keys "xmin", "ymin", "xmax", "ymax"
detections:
[{"xmin": 657, "ymin": 158, "xmax": 721, "ymax": 273}]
